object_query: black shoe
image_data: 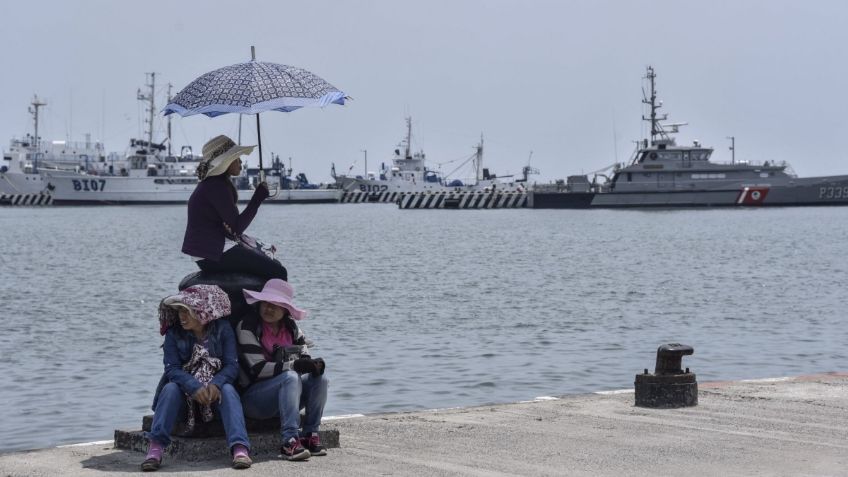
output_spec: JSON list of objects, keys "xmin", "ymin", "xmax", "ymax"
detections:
[
  {"xmin": 280, "ymin": 437, "xmax": 310, "ymax": 461},
  {"xmin": 300, "ymin": 432, "xmax": 327, "ymax": 456}
]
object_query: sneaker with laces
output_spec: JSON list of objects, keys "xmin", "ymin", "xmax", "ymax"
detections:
[
  {"xmin": 300, "ymin": 432, "xmax": 327, "ymax": 456},
  {"xmin": 280, "ymin": 437, "xmax": 310, "ymax": 461}
]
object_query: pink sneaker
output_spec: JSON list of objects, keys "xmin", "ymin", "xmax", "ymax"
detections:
[
  {"xmin": 300, "ymin": 432, "xmax": 327, "ymax": 456},
  {"xmin": 280, "ymin": 437, "xmax": 310, "ymax": 461}
]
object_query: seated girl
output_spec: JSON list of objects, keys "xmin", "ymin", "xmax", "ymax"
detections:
[
  {"xmin": 143, "ymin": 284, "xmax": 252, "ymax": 471},
  {"xmin": 235, "ymin": 279, "xmax": 328, "ymax": 461},
  {"xmin": 182, "ymin": 134, "xmax": 287, "ymax": 281}
]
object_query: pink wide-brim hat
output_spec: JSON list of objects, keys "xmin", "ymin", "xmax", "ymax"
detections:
[{"xmin": 243, "ymin": 279, "xmax": 308, "ymax": 321}]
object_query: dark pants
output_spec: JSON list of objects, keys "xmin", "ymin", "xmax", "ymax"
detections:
[{"xmin": 198, "ymin": 245, "xmax": 288, "ymax": 281}]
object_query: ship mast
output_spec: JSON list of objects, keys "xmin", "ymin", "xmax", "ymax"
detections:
[
  {"xmin": 137, "ymin": 72, "xmax": 156, "ymax": 149},
  {"xmin": 29, "ymin": 95, "xmax": 47, "ymax": 153},
  {"xmin": 640, "ymin": 66, "xmax": 685, "ymax": 147},
  {"xmin": 642, "ymin": 66, "xmax": 666, "ymax": 146},
  {"xmin": 475, "ymin": 134, "xmax": 484, "ymax": 182},
  {"xmin": 404, "ymin": 117, "xmax": 412, "ymax": 159},
  {"xmin": 166, "ymin": 82, "xmax": 172, "ymax": 156}
]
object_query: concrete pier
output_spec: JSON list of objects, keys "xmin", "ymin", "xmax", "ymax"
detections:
[{"xmin": 2, "ymin": 373, "xmax": 847, "ymax": 476}]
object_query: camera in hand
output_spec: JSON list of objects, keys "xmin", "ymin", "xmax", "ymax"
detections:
[{"xmin": 272, "ymin": 344, "xmax": 305, "ymax": 363}]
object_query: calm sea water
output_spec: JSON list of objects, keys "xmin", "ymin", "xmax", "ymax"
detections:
[{"xmin": 1, "ymin": 204, "xmax": 847, "ymax": 452}]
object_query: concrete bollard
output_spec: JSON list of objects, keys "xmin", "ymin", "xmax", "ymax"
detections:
[{"xmin": 634, "ymin": 343, "xmax": 698, "ymax": 408}]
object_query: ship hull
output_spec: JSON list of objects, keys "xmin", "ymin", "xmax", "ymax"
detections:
[
  {"xmin": 339, "ymin": 178, "xmax": 525, "ymax": 203},
  {"xmin": 0, "ymin": 171, "xmax": 50, "ymax": 194},
  {"xmin": 531, "ymin": 175, "xmax": 848, "ymax": 208},
  {"xmin": 42, "ymin": 172, "xmax": 340, "ymax": 205}
]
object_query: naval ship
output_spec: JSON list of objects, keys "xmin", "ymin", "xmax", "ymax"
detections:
[
  {"xmin": 533, "ymin": 67, "xmax": 848, "ymax": 208},
  {"xmin": 332, "ymin": 117, "xmax": 526, "ymax": 203},
  {"xmin": 2, "ymin": 75, "xmax": 339, "ymax": 205}
]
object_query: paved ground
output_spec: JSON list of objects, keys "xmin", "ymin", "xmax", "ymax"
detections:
[{"xmin": 2, "ymin": 373, "xmax": 847, "ymax": 476}]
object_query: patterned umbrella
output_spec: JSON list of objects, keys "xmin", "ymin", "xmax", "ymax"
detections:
[
  {"xmin": 162, "ymin": 62, "xmax": 345, "ymax": 117},
  {"xmin": 163, "ymin": 48, "xmax": 346, "ymax": 172}
]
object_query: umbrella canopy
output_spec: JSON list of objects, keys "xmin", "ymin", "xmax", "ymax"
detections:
[
  {"xmin": 162, "ymin": 61, "xmax": 346, "ymax": 117},
  {"xmin": 162, "ymin": 54, "xmax": 346, "ymax": 176}
]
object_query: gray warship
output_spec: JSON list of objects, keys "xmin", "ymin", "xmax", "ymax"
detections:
[{"xmin": 533, "ymin": 66, "xmax": 848, "ymax": 208}]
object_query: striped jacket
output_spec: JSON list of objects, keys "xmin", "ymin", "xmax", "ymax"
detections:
[{"xmin": 235, "ymin": 310, "xmax": 309, "ymax": 388}]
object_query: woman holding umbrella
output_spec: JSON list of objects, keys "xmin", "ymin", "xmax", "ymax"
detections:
[
  {"xmin": 166, "ymin": 50, "xmax": 346, "ymax": 279},
  {"xmin": 181, "ymin": 134, "xmax": 288, "ymax": 280}
]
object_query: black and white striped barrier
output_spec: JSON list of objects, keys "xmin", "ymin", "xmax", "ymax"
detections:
[
  {"xmin": 398, "ymin": 191, "xmax": 528, "ymax": 209},
  {"xmin": 340, "ymin": 191, "xmax": 403, "ymax": 203},
  {"xmin": 0, "ymin": 192, "xmax": 53, "ymax": 206}
]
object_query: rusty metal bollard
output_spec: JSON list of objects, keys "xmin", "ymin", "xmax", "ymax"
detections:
[{"xmin": 634, "ymin": 343, "xmax": 698, "ymax": 408}]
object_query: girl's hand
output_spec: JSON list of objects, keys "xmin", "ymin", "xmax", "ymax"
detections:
[
  {"xmin": 255, "ymin": 181, "xmax": 270, "ymax": 200},
  {"xmin": 206, "ymin": 384, "xmax": 221, "ymax": 404},
  {"xmin": 192, "ymin": 387, "xmax": 209, "ymax": 405}
]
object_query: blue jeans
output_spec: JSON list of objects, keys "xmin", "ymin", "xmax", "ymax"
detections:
[
  {"xmin": 145, "ymin": 382, "xmax": 250, "ymax": 451},
  {"xmin": 240, "ymin": 370, "xmax": 329, "ymax": 442}
]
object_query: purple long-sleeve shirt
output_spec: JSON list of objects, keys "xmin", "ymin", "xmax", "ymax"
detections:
[{"xmin": 181, "ymin": 175, "xmax": 269, "ymax": 261}]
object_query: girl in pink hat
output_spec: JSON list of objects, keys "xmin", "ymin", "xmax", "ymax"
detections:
[
  {"xmin": 143, "ymin": 284, "xmax": 252, "ymax": 471},
  {"xmin": 234, "ymin": 279, "xmax": 328, "ymax": 461}
]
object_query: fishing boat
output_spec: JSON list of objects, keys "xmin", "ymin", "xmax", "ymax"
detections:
[
  {"xmin": 332, "ymin": 117, "xmax": 528, "ymax": 203},
  {"xmin": 532, "ymin": 66, "xmax": 848, "ymax": 208}
]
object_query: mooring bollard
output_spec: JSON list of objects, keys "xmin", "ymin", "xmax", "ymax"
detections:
[{"xmin": 634, "ymin": 343, "xmax": 698, "ymax": 408}]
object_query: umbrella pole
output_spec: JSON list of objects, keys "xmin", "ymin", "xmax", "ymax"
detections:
[
  {"xmin": 255, "ymin": 112, "xmax": 278, "ymax": 197},
  {"xmin": 256, "ymin": 113, "xmax": 264, "ymax": 182}
]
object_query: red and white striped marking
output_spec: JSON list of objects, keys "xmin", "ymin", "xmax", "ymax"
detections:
[{"xmin": 736, "ymin": 186, "xmax": 770, "ymax": 205}]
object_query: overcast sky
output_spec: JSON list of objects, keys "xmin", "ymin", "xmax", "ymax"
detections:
[{"xmin": 2, "ymin": 0, "xmax": 846, "ymax": 183}]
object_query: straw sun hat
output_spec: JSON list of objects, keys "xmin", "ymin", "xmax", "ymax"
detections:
[{"xmin": 198, "ymin": 134, "xmax": 255, "ymax": 180}]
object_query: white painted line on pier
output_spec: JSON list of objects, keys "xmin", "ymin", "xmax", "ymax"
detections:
[
  {"xmin": 57, "ymin": 440, "xmax": 112, "ymax": 448},
  {"xmin": 518, "ymin": 396, "xmax": 560, "ymax": 403},
  {"xmin": 517, "ymin": 396, "xmax": 560, "ymax": 403},
  {"xmin": 594, "ymin": 388, "xmax": 635, "ymax": 395},
  {"xmin": 323, "ymin": 413, "xmax": 365, "ymax": 421},
  {"xmin": 739, "ymin": 376, "xmax": 793, "ymax": 383}
]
